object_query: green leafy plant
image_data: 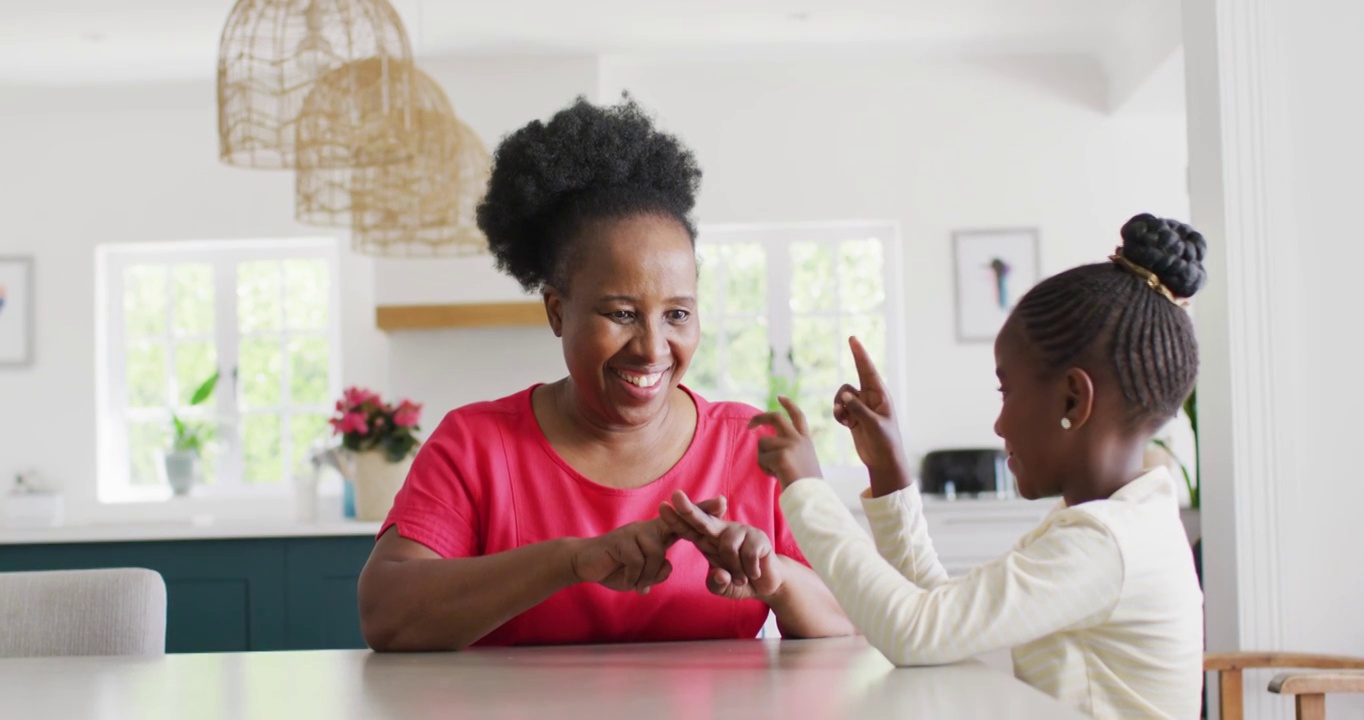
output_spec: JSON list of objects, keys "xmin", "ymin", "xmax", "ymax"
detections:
[
  {"xmin": 170, "ymin": 371, "xmax": 220, "ymax": 455},
  {"xmin": 1153, "ymin": 389, "xmax": 1199, "ymax": 509}
]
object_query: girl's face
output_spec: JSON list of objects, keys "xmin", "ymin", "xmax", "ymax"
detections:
[{"xmin": 992, "ymin": 322, "xmax": 1072, "ymax": 500}]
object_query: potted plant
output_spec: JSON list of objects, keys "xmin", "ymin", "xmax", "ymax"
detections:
[
  {"xmin": 1151, "ymin": 389, "xmax": 1199, "ymax": 542},
  {"xmin": 165, "ymin": 371, "xmax": 220, "ymax": 496},
  {"xmin": 329, "ymin": 387, "xmax": 423, "ymax": 521}
]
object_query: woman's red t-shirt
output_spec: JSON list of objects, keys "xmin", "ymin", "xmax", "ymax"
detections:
[{"xmin": 379, "ymin": 385, "xmax": 804, "ymax": 646}]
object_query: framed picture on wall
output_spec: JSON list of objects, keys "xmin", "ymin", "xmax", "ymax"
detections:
[
  {"xmin": 0, "ymin": 256, "xmax": 34, "ymax": 366},
  {"xmin": 953, "ymin": 229, "xmax": 1040, "ymax": 343}
]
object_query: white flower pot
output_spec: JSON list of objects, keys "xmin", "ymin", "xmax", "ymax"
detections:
[
  {"xmin": 345, "ymin": 449, "xmax": 414, "ymax": 522},
  {"xmin": 164, "ymin": 450, "xmax": 200, "ymax": 497}
]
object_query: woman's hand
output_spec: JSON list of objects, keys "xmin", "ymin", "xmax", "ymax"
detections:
[
  {"xmin": 660, "ymin": 490, "xmax": 857, "ymax": 639},
  {"xmin": 568, "ymin": 496, "xmax": 724, "ymax": 595},
  {"xmin": 834, "ymin": 337, "xmax": 910, "ymax": 490},
  {"xmin": 748, "ymin": 396, "xmax": 822, "ymax": 488},
  {"xmin": 658, "ymin": 490, "xmax": 785, "ymax": 601}
]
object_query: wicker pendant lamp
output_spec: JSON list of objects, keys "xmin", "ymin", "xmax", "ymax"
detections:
[
  {"xmin": 294, "ymin": 57, "xmax": 447, "ymax": 226},
  {"xmin": 349, "ymin": 112, "xmax": 491, "ymax": 257},
  {"xmin": 295, "ymin": 59, "xmax": 491, "ymax": 257},
  {"xmin": 292, "ymin": 55, "xmax": 426, "ymax": 178},
  {"xmin": 217, "ymin": 0, "xmax": 413, "ymax": 169}
]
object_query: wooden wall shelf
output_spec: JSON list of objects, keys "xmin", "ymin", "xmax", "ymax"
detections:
[{"xmin": 375, "ymin": 301, "xmax": 545, "ymax": 331}]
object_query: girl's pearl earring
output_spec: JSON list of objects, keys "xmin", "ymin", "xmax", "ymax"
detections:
[{"xmin": 1060, "ymin": 418, "xmax": 1073, "ymax": 430}]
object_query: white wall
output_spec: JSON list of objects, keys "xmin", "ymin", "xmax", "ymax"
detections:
[
  {"xmin": 1275, "ymin": 0, "xmax": 1364, "ymax": 714},
  {"xmin": 372, "ymin": 55, "xmax": 599, "ymax": 418},
  {"xmin": 0, "ymin": 50, "xmax": 1190, "ymax": 520},
  {"xmin": 600, "ymin": 52, "xmax": 1190, "ymax": 458},
  {"xmin": 1184, "ymin": 0, "xmax": 1364, "ymax": 715},
  {"xmin": 0, "ymin": 55, "xmax": 595, "ymax": 523},
  {"xmin": 0, "ymin": 80, "xmax": 383, "ymax": 522}
]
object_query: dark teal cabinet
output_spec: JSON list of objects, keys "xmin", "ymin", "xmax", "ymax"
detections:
[
  {"xmin": 0, "ymin": 535, "xmax": 374, "ymax": 653},
  {"xmin": 284, "ymin": 538, "xmax": 371, "ymax": 650}
]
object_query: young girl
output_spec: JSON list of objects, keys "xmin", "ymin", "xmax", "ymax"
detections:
[{"xmin": 727, "ymin": 214, "xmax": 1205, "ymax": 718}]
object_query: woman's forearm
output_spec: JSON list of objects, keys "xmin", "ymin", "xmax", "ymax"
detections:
[
  {"xmin": 765, "ymin": 556, "xmax": 857, "ymax": 639},
  {"xmin": 358, "ymin": 538, "xmax": 581, "ymax": 651}
]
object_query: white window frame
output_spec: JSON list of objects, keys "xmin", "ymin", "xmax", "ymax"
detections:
[
  {"xmin": 695, "ymin": 220, "xmax": 907, "ymax": 485},
  {"xmin": 95, "ymin": 238, "xmax": 342, "ymax": 503}
]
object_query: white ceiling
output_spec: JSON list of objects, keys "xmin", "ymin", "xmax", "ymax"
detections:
[{"xmin": 0, "ymin": 0, "xmax": 1140, "ymax": 86}]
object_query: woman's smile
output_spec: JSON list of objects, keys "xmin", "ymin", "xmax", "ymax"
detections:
[{"xmin": 610, "ymin": 365, "xmax": 671, "ymax": 401}]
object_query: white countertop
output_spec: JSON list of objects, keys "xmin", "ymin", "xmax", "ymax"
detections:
[
  {"xmin": 0, "ymin": 519, "xmax": 382, "ymax": 545},
  {"xmin": 0, "ymin": 637, "xmax": 1086, "ymax": 719},
  {"xmin": 0, "ymin": 488, "xmax": 1046, "ymax": 547}
]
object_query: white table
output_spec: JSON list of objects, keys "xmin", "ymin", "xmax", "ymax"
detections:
[{"xmin": 0, "ymin": 637, "xmax": 1085, "ymax": 719}]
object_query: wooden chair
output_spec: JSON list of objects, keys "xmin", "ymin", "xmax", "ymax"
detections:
[{"xmin": 1205, "ymin": 653, "xmax": 1364, "ymax": 719}]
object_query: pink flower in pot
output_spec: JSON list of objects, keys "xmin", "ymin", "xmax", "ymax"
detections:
[
  {"xmin": 394, "ymin": 400, "xmax": 423, "ymax": 429},
  {"xmin": 342, "ymin": 387, "xmax": 380, "ymax": 409},
  {"xmin": 334, "ymin": 411, "xmax": 370, "ymax": 435}
]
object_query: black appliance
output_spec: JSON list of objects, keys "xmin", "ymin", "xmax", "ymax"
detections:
[{"xmin": 918, "ymin": 449, "xmax": 1014, "ymax": 498}]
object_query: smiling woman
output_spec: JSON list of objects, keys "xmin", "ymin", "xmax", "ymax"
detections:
[{"xmin": 356, "ymin": 96, "xmax": 853, "ymax": 652}]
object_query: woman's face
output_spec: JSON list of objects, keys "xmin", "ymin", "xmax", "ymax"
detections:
[{"xmin": 546, "ymin": 213, "xmax": 700, "ymax": 428}]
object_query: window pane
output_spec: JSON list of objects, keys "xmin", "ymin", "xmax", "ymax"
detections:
[
  {"xmin": 796, "ymin": 387, "xmax": 846, "ymax": 467},
  {"xmin": 172, "ymin": 264, "xmax": 214, "ymax": 336},
  {"xmin": 733, "ymin": 389, "xmax": 768, "ymax": 412},
  {"xmin": 724, "ymin": 318, "xmax": 769, "ymax": 391},
  {"xmin": 127, "ymin": 420, "xmax": 167, "ymax": 486},
  {"xmin": 697, "ymin": 245, "xmax": 719, "ymax": 313},
  {"xmin": 284, "ymin": 259, "xmax": 328, "ymax": 331},
  {"xmin": 792, "ymin": 316, "xmax": 839, "ymax": 390},
  {"xmin": 791, "ymin": 242, "xmax": 837, "ymax": 312},
  {"xmin": 689, "ymin": 323, "xmax": 721, "ymax": 393},
  {"xmin": 199, "ymin": 440, "xmax": 220, "ymax": 487},
  {"xmin": 174, "ymin": 341, "xmax": 217, "ymax": 408},
  {"xmin": 242, "ymin": 413, "xmax": 282, "ymax": 484},
  {"xmin": 240, "ymin": 339, "xmax": 282, "ymax": 409},
  {"xmin": 238, "ymin": 261, "xmax": 281, "ymax": 333},
  {"xmin": 288, "ymin": 336, "xmax": 329, "ymax": 405},
  {"xmin": 126, "ymin": 343, "xmax": 166, "ymax": 408},
  {"xmin": 124, "ymin": 265, "xmax": 166, "ymax": 338},
  {"xmin": 844, "ymin": 314, "xmax": 887, "ymax": 378},
  {"xmin": 290, "ymin": 413, "xmax": 330, "ymax": 477},
  {"xmin": 839, "ymin": 239, "xmax": 885, "ymax": 313},
  {"xmin": 723, "ymin": 244, "xmax": 766, "ymax": 315}
]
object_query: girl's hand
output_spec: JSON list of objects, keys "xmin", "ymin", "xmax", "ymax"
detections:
[
  {"xmin": 748, "ymin": 396, "xmax": 822, "ymax": 488},
  {"xmin": 834, "ymin": 336, "xmax": 909, "ymax": 477}
]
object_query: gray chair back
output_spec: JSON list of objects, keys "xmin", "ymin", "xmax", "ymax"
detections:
[{"xmin": 0, "ymin": 568, "xmax": 167, "ymax": 657}]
